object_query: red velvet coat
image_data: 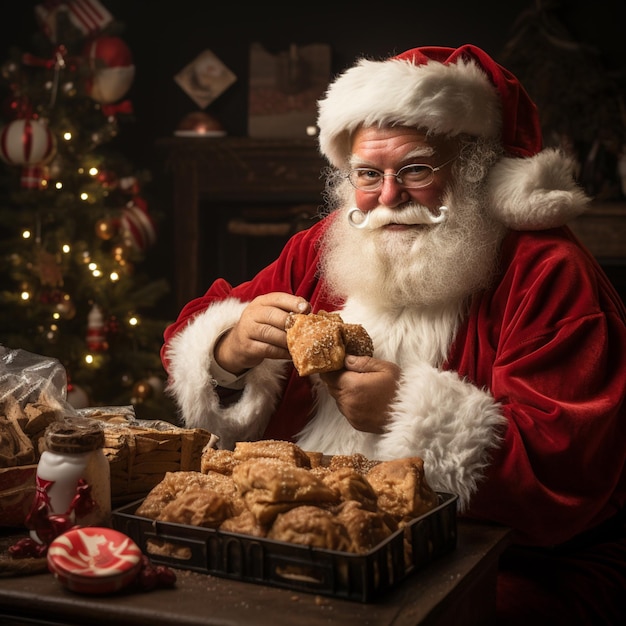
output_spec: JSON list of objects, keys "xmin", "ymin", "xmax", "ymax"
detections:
[{"xmin": 163, "ymin": 217, "xmax": 626, "ymax": 550}]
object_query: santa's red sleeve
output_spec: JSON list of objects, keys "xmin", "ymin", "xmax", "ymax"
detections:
[{"xmin": 451, "ymin": 227, "xmax": 626, "ymax": 546}]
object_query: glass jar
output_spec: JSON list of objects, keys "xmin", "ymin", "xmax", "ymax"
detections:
[{"xmin": 30, "ymin": 417, "xmax": 111, "ymax": 543}]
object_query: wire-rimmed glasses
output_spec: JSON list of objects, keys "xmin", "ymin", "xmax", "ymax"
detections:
[{"xmin": 347, "ymin": 154, "xmax": 458, "ymax": 192}]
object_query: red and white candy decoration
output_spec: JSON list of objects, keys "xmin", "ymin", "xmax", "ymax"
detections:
[
  {"xmin": 119, "ymin": 199, "xmax": 156, "ymax": 252},
  {"xmin": 0, "ymin": 117, "xmax": 55, "ymax": 165},
  {"xmin": 86, "ymin": 303, "xmax": 107, "ymax": 351},
  {"xmin": 47, "ymin": 527, "xmax": 142, "ymax": 594},
  {"xmin": 84, "ymin": 35, "xmax": 135, "ymax": 104}
]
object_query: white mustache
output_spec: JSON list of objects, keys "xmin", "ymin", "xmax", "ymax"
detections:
[{"xmin": 347, "ymin": 205, "xmax": 448, "ymax": 230}]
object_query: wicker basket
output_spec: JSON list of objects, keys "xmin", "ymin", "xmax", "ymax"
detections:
[{"xmin": 95, "ymin": 416, "xmax": 217, "ymax": 506}]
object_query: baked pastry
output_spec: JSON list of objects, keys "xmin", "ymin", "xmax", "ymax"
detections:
[
  {"xmin": 200, "ymin": 447, "xmax": 239, "ymax": 475},
  {"xmin": 341, "ymin": 323, "xmax": 375, "ymax": 358},
  {"xmin": 321, "ymin": 467, "xmax": 379, "ymax": 511},
  {"xmin": 219, "ymin": 509, "xmax": 268, "ymax": 537},
  {"xmin": 366, "ymin": 457, "xmax": 438, "ymax": 524},
  {"xmin": 268, "ymin": 505, "xmax": 352, "ymax": 551},
  {"xmin": 136, "ymin": 470, "xmax": 240, "ymax": 519},
  {"xmin": 231, "ymin": 458, "xmax": 340, "ymax": 525},
  {"xmin": 285, "ymin": 311, "xmax": 373, "ymax": 376},
  {"xmin": 335, "ymin": 500, "xmax": 394, "ymax": 553},
  {"xmin": 158, "ymin": 488, "xmax": 233, "ymax": 528},
  {"xmin": 233, "ymin": 439, "xmax": 311, "ymax": 468},
  {"xmin": 134, "ymin": 441, "xmax": 439, "ymax": 556},
  {"xmin": 328, "ymin": 452, "xmax": 380, "ymax": 474}
]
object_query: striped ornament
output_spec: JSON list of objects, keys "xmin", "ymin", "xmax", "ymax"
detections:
[
  {"xmin": 0, "ymin": 118, "xmax": 55, "ymax": 166},
  {"xmin": 119, "ymin": 202, "xmax": 156, "ymax": 252}
]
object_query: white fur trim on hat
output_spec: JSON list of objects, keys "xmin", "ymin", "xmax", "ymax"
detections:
[
  {"xmin": 317, "ymin": 56, "xmax": 501, "ymax": 168},
  {"xmin": 487, "ymin": 148, "xmax": 590, "ymax": 229}
]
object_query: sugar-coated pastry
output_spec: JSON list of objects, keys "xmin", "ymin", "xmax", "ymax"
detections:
[
  {"xmin": 366, "ymin": 457, "xmax": 439, "ymax": 523},
  {"xmin": 286, "ymin": 311, "xmax": 373, "ymax": 376}
]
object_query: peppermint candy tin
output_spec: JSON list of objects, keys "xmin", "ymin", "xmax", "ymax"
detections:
[{"xmin": 47, "ymin": 527, "xmax": 142, "ymax": 594}]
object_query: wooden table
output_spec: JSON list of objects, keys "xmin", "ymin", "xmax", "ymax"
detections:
[{"xmin": 0, "ymin": 521, "xmax": 510, "ymax": 626}]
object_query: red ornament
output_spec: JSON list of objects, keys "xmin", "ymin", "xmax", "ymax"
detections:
[
  {"xmin": 84, "ymin": 36, "xmax": 135, "ymax": 104},
  {"xmin": 21, "ymin": 164, "xmax": 50, "ymax": 190},
  {"xmin": 0, "ymin": 117, "xmax": 55, "ymax": 166},
  {"xmin": 119, "ymin": 201, "xmax": 156, "ymax": 252},
  {"xmin": 96, "ymin": 169, "xmax": 118, "ymax": 188},
  {"xmin": 2, "ymin": 95, "xmax": 22, "ymax": 120}
]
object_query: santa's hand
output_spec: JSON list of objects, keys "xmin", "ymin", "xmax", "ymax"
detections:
[
  {"xmin": 319, "ymin": 355, "xmax": 400, "ymax": 434},
  {"xmin": 215, "ymin": 292, "xmax": 310, "ymax": 374}
]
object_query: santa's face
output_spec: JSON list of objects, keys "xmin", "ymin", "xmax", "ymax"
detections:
[
  {"xmin": 319, "ymin": 126, "xmax": 505, "ymax": 310},
  {"xmin": 350, "ymin": 125, "xmax": 457, "ymax": 220}
]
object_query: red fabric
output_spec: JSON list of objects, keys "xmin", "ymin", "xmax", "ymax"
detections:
[
  {"xmin": 394, "ymin": 45, "xmax": 542, "ymax": 158},
  {"xmin": 450, "ymin": 229, "xmax": 626, "ymax": 546},
  {"xmin": 162, "ymin": 218, "xmax": 626, "ymax": 618},
  {"xmin": 163, "ymin": 220, "xmax": 626, "ymax": 541}
]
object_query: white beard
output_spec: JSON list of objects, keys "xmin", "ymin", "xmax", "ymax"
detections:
[
  {"xmin": 319, "ymin": 180, "xmax": 506, "ymax": 314},
  {"xmin": 297, "ymin": 155, "xmax": 508, "ymax": 490}
]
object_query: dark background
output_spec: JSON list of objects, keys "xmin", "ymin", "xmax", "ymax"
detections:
[
  {"xmin": 6, "ymin": 0, "xmax": 625, "ymax": 168},
  {"xmin": 2, "ymin": 0, "xmax": 625, "ymax": 316}
]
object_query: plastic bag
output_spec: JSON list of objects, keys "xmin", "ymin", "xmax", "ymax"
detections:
[
  {"xmin": 0, "ymin": 345, "xmax": 77, "ymax": 416},
  {"xmin": 0, "ymin": 346, "xmax": 78, "ymax": 526}
]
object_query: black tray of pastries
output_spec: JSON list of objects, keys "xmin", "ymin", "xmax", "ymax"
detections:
[{"xmin": 111, "ymin": 443, "xmax": 458, "ymax": 602}]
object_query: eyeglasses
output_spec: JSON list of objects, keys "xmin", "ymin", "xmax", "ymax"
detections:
[{"xmin": 346, "ymin": 154, "xmax": 458, "ymax": 192}]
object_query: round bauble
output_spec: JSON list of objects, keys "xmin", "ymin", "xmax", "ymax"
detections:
[
  {"xmin": 86, "ymin": 36, "xmax": 133, "ymax": 68},
  {"xmin": 84, "ymin": 36, "xmax": 135, "ymax": 104},
  {"xmin": 0, "ymin": 118, "xmax": 56, "ymax": 165},
  {"xmin": 119, "ymin": 203, "xmax": 156, "ymax": 252}
]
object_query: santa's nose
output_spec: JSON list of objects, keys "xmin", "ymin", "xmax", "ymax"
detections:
[{"xmin": 377, "ymin": 176, "xmax": 410, "ymax": 207}]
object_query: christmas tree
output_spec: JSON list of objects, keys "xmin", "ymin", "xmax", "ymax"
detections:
[{"xmin": 0, "ymin": 2, "xmax": 174, "ymax": 420}]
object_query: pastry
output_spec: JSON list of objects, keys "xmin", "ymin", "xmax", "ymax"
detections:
[
  {"xmin": 321, "ymin": 467, "xmax": 379, "ymax": 511},
  {"xmin": 366, "ymin": 457, "xmax": 438, "ymax": 524},
  {"xmin": 268, "ymin": 505, "xmax": 352, "ymax": 551},
  {"xmin": 233, "ymin": 439, "xmax": 311, "ymax": 468},
  {"xmin": 336, "ymin": 500, "xmax": 394, "ymax": 553},
  {"xmin": 135, "ymin": 470, "xmax": 239, "ymax": 519},
  {"xmin": 231, "ymin": 458, "xmax": 339, "ymax": 525},
  {"xmin": 134, "ymin": 441, "xmax": 439, "ymax": 556},
  {"xmin": 285, "ymin": 311, "xmax": 373, "ymax": 376},
  {"xmin": 158, "ymin": 488, "xmax": 233, "ymax": 528}
]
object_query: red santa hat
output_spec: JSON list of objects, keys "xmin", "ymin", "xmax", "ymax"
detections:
[{"xmin": 317, "ymin": 44, "xmax": 589, "ymax": 230}]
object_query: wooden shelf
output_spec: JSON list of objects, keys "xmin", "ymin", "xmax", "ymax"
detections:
[{"xmin": 157, "ymin": 136, "xmax": 326, "ymax": 310}]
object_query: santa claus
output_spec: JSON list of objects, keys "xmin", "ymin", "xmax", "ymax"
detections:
[{"xmin": 162, "ymin": 45, "xmax": 626, "ymax": 622}]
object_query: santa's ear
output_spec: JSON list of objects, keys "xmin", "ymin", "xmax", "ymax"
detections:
[{"xmin": 486, "ymin": 148, "xmax": 590, "ymax": 230}]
